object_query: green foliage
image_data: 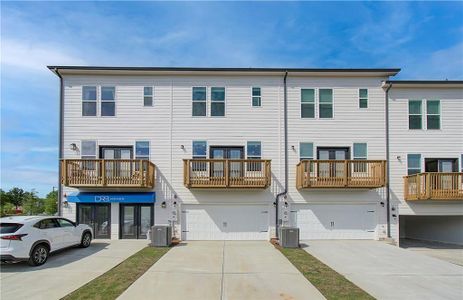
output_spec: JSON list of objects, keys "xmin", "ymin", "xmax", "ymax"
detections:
[
  {"xmin": 44, "ymin": 190, "xmax": 58, "ymax": 215},
  {"xmin": 6, "ymin": 187, "xmax": 26, "ymax": 209},
  {"xmin": 23, "ymin": 190, "xmax": 45, "ymax": 215},
  {"xmin": 0, "ymin": 187, "xmax": 57, "ymax": 216}
]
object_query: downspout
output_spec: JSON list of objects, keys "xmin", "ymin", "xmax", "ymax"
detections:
[
  {"xmin": 55, "ymin": 68, "xmax": 64, "ymax": 216},
  {"xmin": 275, "ymin": 71, "xmax": 288, "ymax": 239},
  {"xmin": 385, "ymin": 82, "xmax": 392, "ymax": 238}
]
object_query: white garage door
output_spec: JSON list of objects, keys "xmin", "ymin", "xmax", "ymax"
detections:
[
  {"xmin": 181, "ymin": 205, "xmax": 269, "ymax": 240},
  {"xmin": 293, "ymin": 204, "xmax": 377, "ymax": 240}
]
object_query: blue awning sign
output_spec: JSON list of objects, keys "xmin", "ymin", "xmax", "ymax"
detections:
[{"xmin": 67, "ymin": 192, "xmax": 155, "ymax": 204}]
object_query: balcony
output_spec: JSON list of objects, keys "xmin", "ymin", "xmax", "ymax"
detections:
[
  {"xmin": 60, "ymin": 159, "xmax": 155, "ymax": 188},
  {"xmin": 404, "ymin": 172, "xmax": 463, "ymax": 201},
  {"xmin": 296, "ymin": 160, "xmax": 387, "ymax": 189},
  {"xmin": 183, "ymin": 159, "xmax": 271, "ymax": 189}
]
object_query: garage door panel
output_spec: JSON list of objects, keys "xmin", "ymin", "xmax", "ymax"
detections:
[
  {"xmin": 182, "ymin": 205, "xmax": 269, "ymax": 240},
  {"xmin": 294, "ymin": 204, "xmax": 377, "ymax": 240}
]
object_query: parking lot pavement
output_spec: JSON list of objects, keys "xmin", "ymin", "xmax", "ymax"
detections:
[
  {"xmin": 118, "ymin": 241, "xmax": 325, "ymax": 300},
  {"xmin": 0, "ymin": 240, "xmax": 148, "ymax": 300},
  {"xmin": 303, "ymin": 240, "xmax": 463, "ymax": 300},
  {"xmin": 400, "ymin": 238, "xmax": 463, "ymax": 266}
]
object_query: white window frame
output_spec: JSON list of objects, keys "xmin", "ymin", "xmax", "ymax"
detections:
[
  {"xmin": 318, "ymin": 88, "xmax": 334, "ymax": 119},
  {"xmin": 300, "ymin": 88, "xmax": 316, "ymax": 119},
  {"xmin": 100, "ymin": 86, "xmax": 116, "ymax": 117},
  {"xmin": 359, "ymin": 88, "xmax": 368, "ymax": 109},
  {"xmin": 135, "ymin": 141, "xmax": 150, "ymax": 160},
  {"xmin": 192, "ymin": 87, "xmax": 207, "ymax": 117},
  {"xmin": 143, "ymin": 86, "xmax": 154, "ymax": 107},
  {"xmin": 426, "ymin": 99, "xmax": 441, "ymax": 130},
  {"xmin": 353, "ymin": 143, "xmax": 368, "ymax": 160},
  {"xmin": 81, "ymin": 140, "xmax": 97, "ymax": 159},
  {"xmin": 246, "ymin": 141, "xmax": 262, "ymax": 160},
  {"xmin": 299, "ymin": 142, "xmax": 314, "ymax": 161},
  {"xmin": 408, "ymin": 99, "xmax": 423, "ymax": 130},
  {"xmin": 210, "ymin": 86, "xmax": 226, "ymax": 117},
  {"xmin": 252, "ymin": 87, "xmax": 262, "ymax": 108},
  {"xmin": 82, "ymin": 86, "xmax": 98, "ymax": 117},
  {"xmin": 407, "ymin": 153, "xmax": 422, "ymax": 175}
]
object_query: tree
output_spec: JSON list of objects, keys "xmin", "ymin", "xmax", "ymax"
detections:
[
  {"xmin": 44, "ymin": 190, "xmax": 58, "ymax": 215},
  {"xmin": 1, "ymin": 189, "xmax": 15, "ymax": 216},
  {"xmin": 6, "ymin": 187, "xmax": 26, "ymax": 209},
  {"xmin": 23, "ymin": 190, "xmax": 44, "ymax": 215}
]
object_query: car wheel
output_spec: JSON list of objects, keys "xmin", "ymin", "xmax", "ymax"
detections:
[
  {"xmin": 81, "ymin": 232, "xmax": 92, "ymax": 248},
  {"xmin": 28, "ymin": 244, "xmax": 49, "ymax": 266}
]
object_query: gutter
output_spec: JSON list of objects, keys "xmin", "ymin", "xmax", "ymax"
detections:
[
  {"xmin": 275, "ymin": 71, "xmax": 289, "ymax": 239},
  {"xmin": 384, "ymin": 82, "xmax": 392, "ymax": 238},
  {"xmin": 55, "ymin": 68, "xmax": 64, "ymax": 216}
]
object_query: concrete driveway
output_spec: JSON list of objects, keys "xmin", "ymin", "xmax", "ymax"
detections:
[
  {"xmin": 119, "ymin": 241, "xmax": 325, "ymax": 300},
  {"xmin": 1, "ymin": 239, "xmax": 148, "ymax": 300},
  {"xmin": 302, "ymin": 240, "xmax": 463, "ymax": 300}
]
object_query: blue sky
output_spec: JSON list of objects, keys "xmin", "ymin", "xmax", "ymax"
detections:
[{"xmin": 1, "ymin": 1, "xmax": 463, "ymax": 196}]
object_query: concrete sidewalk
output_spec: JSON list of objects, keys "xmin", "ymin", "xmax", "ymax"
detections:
[
  {"xmin": 303, "ymin": 240, "xmax": 463, "ymax": 300},
  {"xmin": 1, "ymin": 240, "xmax": 148, "ymax": 300},
  {"xmin": 119, "ymin": 241, "xmax": 325, "ymax": 300}
]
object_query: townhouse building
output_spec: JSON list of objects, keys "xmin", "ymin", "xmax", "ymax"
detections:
[{"xmin": 49, "ymin": 66, "xmax": 462, "ymax": 245}]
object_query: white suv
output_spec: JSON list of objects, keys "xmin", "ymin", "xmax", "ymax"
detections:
[{"xmin": 0, "ymin": 216, "xmax": 93, "ymax": 266}]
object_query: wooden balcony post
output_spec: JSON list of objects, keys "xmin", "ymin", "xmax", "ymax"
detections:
[
  {"xmin": 306, "ymin": 161, "xmax": 311, "ymax": 188},
  {"xmin": 62, "ymin": 160, "xmax": 68, "ymax": 185},
  {"xmin": 184, "ymin": 160, "xmax": 190, "ymax": 187},
  {"xmin": 425, "ymin": 173, "xmax": 432, "ymax": 199},
  {"xmin": 267, "ymin": 160, "xmax": 271, "ymax": 187},
  {"xmin": 344, "ymin": 160, "xmax": 348, "ymax": 187},
  {"xmin": 404, "ymin": 176, "xmax": 408, "ymax": 200},
  {"xmin": 139, "ymin": 159, "xmax": 144, "ymax": 186},
  {"xmin": 225, "ymin": 160, "xmax": 229, "ymax": 187},
  {"xmin": 101, "ymin": 160, "xmax": 106, "ymax": 186}
]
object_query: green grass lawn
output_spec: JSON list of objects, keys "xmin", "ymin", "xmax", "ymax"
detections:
[
  {"xmin": 62, "ymin": 246, "xmax": 170, "ymax": 300},
  {"xmin": 275, "ymin": 243, "xmax": 375, "ymax": 300}
]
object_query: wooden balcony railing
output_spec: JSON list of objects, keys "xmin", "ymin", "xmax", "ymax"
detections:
[
  {"xmin": 183, "ymin": 159, "xmax": 271, "ymax": 189},
  {"xmin": 404, "ymin": 172, "xmax": 463, "ymax": 201},
  {"xmin": 60, "ymin": 159, "xmax": 155, "ymax": 188},
  {"xmin": 296, "ymin": 160, "xmax": 387, "ymax": 189}
]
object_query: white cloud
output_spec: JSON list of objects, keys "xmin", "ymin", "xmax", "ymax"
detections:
[{"xmin": 1, "ymin": 39, "xmax": 87, "ymax": 71}]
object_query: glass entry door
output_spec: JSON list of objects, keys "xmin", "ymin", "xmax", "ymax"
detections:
[
  {"xmin": 77, "ymin": 204, "xmax": 111, "ymax": 239},
  {"xmin": 210, "ymin": 146, "xmax": 244, "ymax": 178},
  {"xmin": 317, "ymin": 147, "xmax": 350, "ymax": 178},
  {"xmin": 100, "ymin": 146, "xmax": 133, "ymax": 179},
  {"xmin": 120, "ymin": 204, "xmax": 154, "ymax": 239}
]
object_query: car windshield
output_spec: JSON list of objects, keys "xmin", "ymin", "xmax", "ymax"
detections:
[{"xmin": 0, "ymin": 223, "xmax": 23, "ymax": 234}]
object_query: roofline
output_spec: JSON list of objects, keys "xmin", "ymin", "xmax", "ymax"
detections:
[
  {"xmin": 383, "ymin": 80, "xmax": 463, "ymax": 89},
  {"xmin": 47, "ymin": 66, "xmax": 401, "ymax": 77},
  {"xmin": 386, "ymin": 80, "xmax": 463, "ymax": 84}
]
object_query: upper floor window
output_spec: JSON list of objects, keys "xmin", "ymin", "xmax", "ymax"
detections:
[
  {"xmin": 299, "ymin": 142, "xmax": 313, "ymax": 161},
  {"xmin": 301, "ymin": 89, "xmax": 315, "ymax": 118},
  {"xmin": 144, "ymin": 87, "xmax": 153, "ymax": 107},
  {"xmin": 319, "ymin": 89, "xmax": 333, "ymax": 118},
  {"xmin": 192, "ymin": 141, "xmax": 207, "ymax": 158},
  {"xmin": 192, "ymin": 87, "xmax": 207, "ymax": 117},
  {"xmin": 426, "ymin": 100, "xmax": 440, "ymax": 130},
  {"xmin": 359, "ymin": 89, "xmax": 368, "ymax": 108},
  {"xmin": 408, "ymin": 100, "xmax": 422, "ymax": 129},
  {"xmin": 82, "ymin": 86, "xmax": 97, "ymax": 116},
  {"xmin": 211, "ymin": 87, "xmax": 225, "ymax": 117},
  {"xmin": 353, "ymin": 143, "xmax": 367, "ymax": 160},
  {"xmin": 135, "ymin": 141, "xmax": 150, "ymax": 160},
  {"xmin": 407, "ymin": 154, "xmax": 421, "ymax": 175},
  {"xmin": 247, "ymin": 141, "xmax": 261, "ymax": 159},
  {"xmin": 101, "ymin": 86, "xmax": 116, "ymax": 116},
  {"xmin": 81, "ymin": 140, "xmax": 97, "ymax": 159},
  {"xmin": 252, "ymin": 87, "xmax": 261, "ymax": 107}
]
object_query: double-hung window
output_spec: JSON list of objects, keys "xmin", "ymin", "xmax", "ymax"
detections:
[
  {"xmin": 301, "ymin": 89, "xmax": 315, "ymax": 118},
  {"xmin": 408, "ymin": 100, "xmax": 422, "ymax": 129},
  {"xmin": 247, "ymin": 141, "xmax": 262, "ymax": 171},
  {"xmin": 319, "ymin": 89, "xmax": 333, "ymax": 118},
  {"xmin": 81, "ymin": 140, "xmax": 97, "ymax": 170},
  {"xmin": 82, "ymin": 86, "xmax": 97, "ymax": 116},
  {"xmin": 426, "ymin": 100, "xmax": 440, "ymax": 130},
  {"xmin": 192, "ymin": 87, "xmax": 207, "ymax": 116},
  {"xmin": 407, "ymin": 154, "xmax": 422, "ymax": 175},
  {"xmin": 252, "ymin": 87, "xmax": 261, "ymax": 107},
  {"xmin": 144, "ymin": 87, "xmax": 154, "ymax": 107},
  {"xmin": 101, "ymin": 86, "xmax": 116, "ymax": 116},
  {"xmin": 192, "ymin": 141, "xmax": 207, "ymax": 171},
  {"xmin": 353, "ymin": 143, "xmax": 367, "ymax": 172},
  {"xmin": 359, "ymin": 89, "xmax": 368, "ymax": 108},
  {"xmin": 211, "ymin": 87, "xmax": 225, "ymax": 117},
  {"xmin": 300, "ymin": 142, "xmax": 313, "ymax": 172},
  {"xmin": 135, "ymin": 141, "xmax": 150, "ymax": 160}
]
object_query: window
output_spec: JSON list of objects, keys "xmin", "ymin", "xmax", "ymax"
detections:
[
  {"xmin": 34, "ymin": 219, "xmax": 59, "ymax": 229},
  {"xmin": 252, "ymin": 87, "xmax": 261, "ymax": 107},
  {"xmin": 407, "ymin": 154, "xmax": 422, "ymax": 175},
  {"xmin": 135, "ymin": 141, "xmax": 150, "ymax": 159},
  {"xmin": 211, "ymin": 87, "xmax": 225, "ymax": 116},
  {"xmin": 101, "ymin": 86, "xmax": 115, "ymax": 116},
  {"xmin": 319, "ymin": 89, "xmax": 333, "ymax": 118},
  {"xmin": 81, "ymin": 140, "xmax": 97, "ymax": 159},
  {"xmin": 57, "ymin": 219, "xmax": 75, "ymax": 227},
  {"xmin": 409, "ymin": 100, "xmax": 422, "ymax": 129},
  {"xmin": 82, "ymin": 86, "xmax": 97, "ymax": 116},
  {"xmin": 192, "ymin": 141, "xmax": 207, "ymax": 171},
  {"xmin": 247, "ymin": 141, "xmax": 262, "ymax": 171},
  {"xmin": 359, "ymin": 89, "xmax": 368, "ymax": 108},
  {"xmin": 299, "ymin": 143, "xmax": 313, "ymax": 161},
  {"xmin": 426, "ymin": 100, "xmax": 440, "ymax": 130},
  {"xmin": 192, "ymin": 87, "xmax": 207, "ymax": 116},
  {"xmin": 301, "ymin": 89, "xmax": 315, "ymax": 118},
  {"xmin": 461, "ymin": 154, "xmax": 463, "ymax": 172},
  {"xmin": 353, "ymin": 143, "xmax": 367, "ymax": 160},
  {"xmin": 144, "ymin": 87, "xmax": 153, "ymax": 106}
]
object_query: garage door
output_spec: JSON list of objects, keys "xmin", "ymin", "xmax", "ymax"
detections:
[
  {"xmin": 293, "ymin": 204, "xmax": 376, "ymax": 240},
  {"xmin": 181, "ymin": 205, "xmax": 269, "ymax": 240}
]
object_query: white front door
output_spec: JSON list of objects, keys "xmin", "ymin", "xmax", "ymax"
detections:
[
  {"xmin": 181, "ymin": 205, "xmax": 269, "ymax": 240},
  {"xmin": 293, "ymin": 204, "xmax": 376, "ymax": 240}
]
